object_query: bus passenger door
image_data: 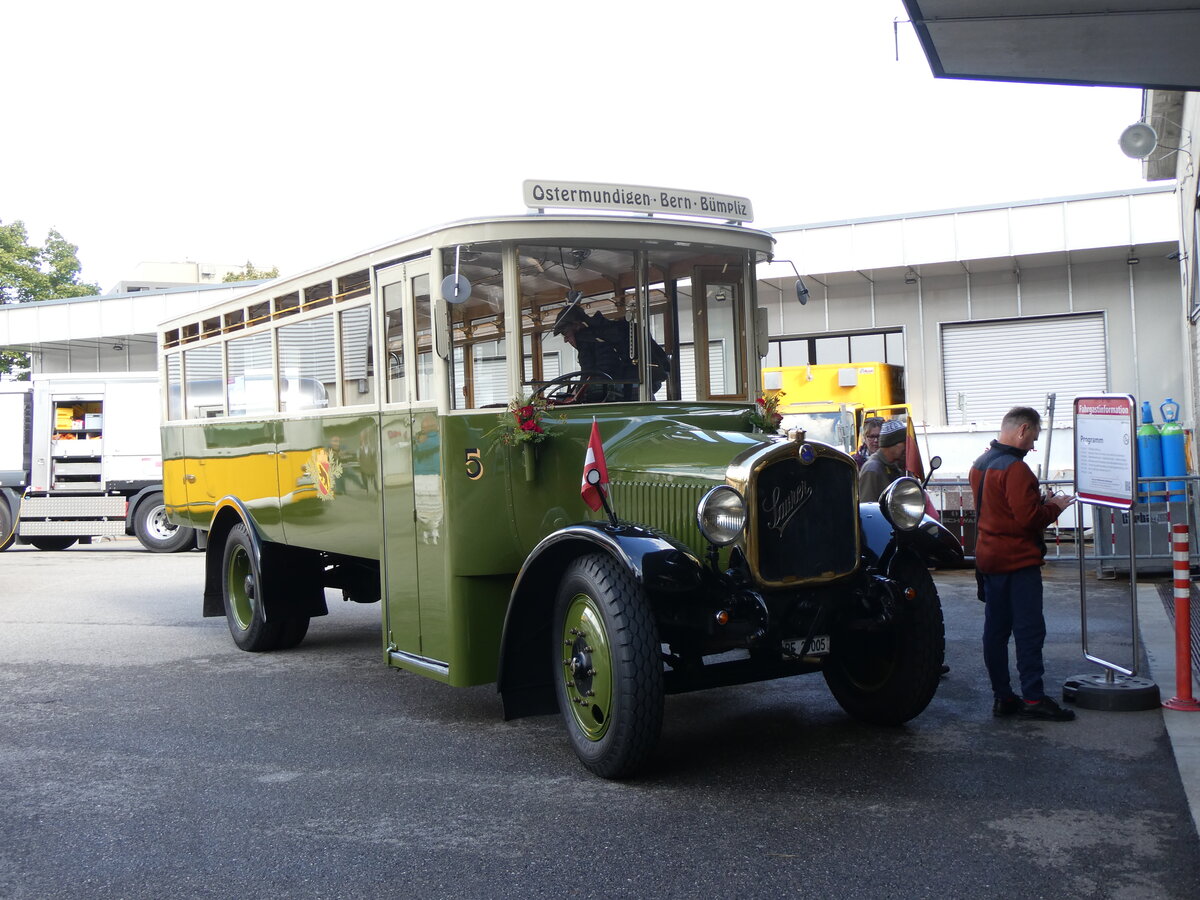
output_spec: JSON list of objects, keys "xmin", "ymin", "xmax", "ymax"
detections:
[{"xmin": 377, "ymin": 260, "xmax": 446, "ymax": 670}]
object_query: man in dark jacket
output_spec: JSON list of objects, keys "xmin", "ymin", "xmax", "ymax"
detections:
[
  {"xmin": 858, "ymin": 419, "xmax": 907, "ymax": 501},
  {"xmin": 970, "ymin": 406, "xmax": 1075, "ymax": 721},
  {"xmin": 552, "ymin": 297, "xmax": 669, "ymax": 402}
]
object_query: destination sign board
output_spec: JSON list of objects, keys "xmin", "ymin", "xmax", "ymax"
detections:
[{"xmin": 523, "ymin": 180, "xmax": 754, "ymax": 223}]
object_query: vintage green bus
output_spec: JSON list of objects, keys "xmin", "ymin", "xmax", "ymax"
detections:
[{"xmin": 160, "ymin": 183, "xmax": 946, "ymax": 778}]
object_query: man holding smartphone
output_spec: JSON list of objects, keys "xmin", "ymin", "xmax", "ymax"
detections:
[{"xmin": 970, "ymin": 406, "xmax": 1076, "ymax": 721}]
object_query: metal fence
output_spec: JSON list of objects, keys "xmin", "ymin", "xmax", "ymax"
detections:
[{"xmin": 927, "ymin": 475, "xmax": 1200, "ymax": 575}]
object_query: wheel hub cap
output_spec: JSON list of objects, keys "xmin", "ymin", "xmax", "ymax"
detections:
[{"xmin": 561, "ymin": 594, "xmax": 613, "ymax": 742}]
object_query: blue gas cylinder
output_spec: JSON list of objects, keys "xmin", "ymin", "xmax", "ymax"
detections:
[
  {"xmin": 1136, "ymin": 401, "xmax": 1164, "ymax": 502},
  {"xmin": 1160, "ymin": 399, "xmax": 1188, "ymax": 501}
]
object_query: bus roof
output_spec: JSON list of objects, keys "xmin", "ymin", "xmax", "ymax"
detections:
[{"xmin": 159, "ymin": 213, "xmax": 775, "ymax": 332}]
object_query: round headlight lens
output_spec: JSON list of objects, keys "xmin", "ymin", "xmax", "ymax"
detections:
[
  {"xmin": 697, "ymin": 485, "xmax": 747, "ymax": 546},
  {"xmin": 881, "ymin": 477, "xmax": 926, "ymax": 531}
]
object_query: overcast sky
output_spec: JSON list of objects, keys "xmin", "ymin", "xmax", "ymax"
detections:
[{"xmin": 4, "ymin": 1, "xmax": 1149, "ymax": 293}]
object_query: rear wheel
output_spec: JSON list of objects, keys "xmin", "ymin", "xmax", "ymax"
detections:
[
  {"xmin": 822, "ymin": 557, "xmax": 945, "ymax": 725},
  {"xmin": 133, "ymin": 492, "xmax": 194, "ymax": 553},
  {"xmin": 28, "ymin": 537, "xmax": 77, "ymax": 551},
  {"xmin": 553, "ymin": 553, "xmax": 663, "ymax": 779},
  {"xmin": 221, "ymin": 524, "xmax": 309, "ymax": 652}
]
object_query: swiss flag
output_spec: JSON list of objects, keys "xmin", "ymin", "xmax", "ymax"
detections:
[{"xmin": 581, "ymin": 418, "xmax": 609, "ymax": 512}]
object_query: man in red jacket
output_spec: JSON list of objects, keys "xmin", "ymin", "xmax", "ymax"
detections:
[{"xmin": 970, "ymin": 407, "xmax": 1075, "ymax": 721}]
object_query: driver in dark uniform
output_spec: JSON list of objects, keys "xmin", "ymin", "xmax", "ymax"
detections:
[{"xmin": 551, "ymin": 296, "xmax": 670, "ymax": 402}]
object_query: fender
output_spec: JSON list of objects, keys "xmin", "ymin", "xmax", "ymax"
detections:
[
  {"xmin": 497, "ymin": 522, "xmax": 706, "ymax": 720},
  {"xmin": 201, "ymin": 496, "xmax": 329, "ymax": 621},
  {"xmin": 858, "ymin": 502, "xmax": 966, "ymax": 575},
  {"xmin": 202, "ymin": 497, "xmax": 265, "ymax": 618}
]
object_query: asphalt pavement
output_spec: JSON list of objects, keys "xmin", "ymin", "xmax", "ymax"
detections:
[{"xmin": 2, "ymin": 538, "xmax": 1199, "ymax": 899}]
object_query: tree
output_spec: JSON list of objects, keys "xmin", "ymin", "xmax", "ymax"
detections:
[
  {"xmin": 224, "ymin": 261, "xmax": 279, "ymax": 282},
  {"xmin": 1, "ymin": 220, "xmax": 100, "ymax": 378}
]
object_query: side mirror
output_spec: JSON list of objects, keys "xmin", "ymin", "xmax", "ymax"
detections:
[
  {"xmin": 755, "ymin": 307, "xmax": 769, "ymax": 358},
  {"xmin": 922, "ymin": 454, "xmax": 942, "ymax": 490},
  {"xmin": 796, "ymin": 278, "xmax": 809, "ymax": 306}
]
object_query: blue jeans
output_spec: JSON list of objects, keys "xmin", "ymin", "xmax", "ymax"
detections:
[{"xmin": 981, "ymin": 566, "xmax": 1047, "ymax": 701}]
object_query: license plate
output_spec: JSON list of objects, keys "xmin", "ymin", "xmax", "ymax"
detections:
[{"xmin": 782, "ymin": 634, "xmax": 830, "ymax": 657}]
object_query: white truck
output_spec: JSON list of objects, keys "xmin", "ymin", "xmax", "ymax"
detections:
[{"xmin": 0, "ymin": 372, "xmax": 194, "ymax": 553}]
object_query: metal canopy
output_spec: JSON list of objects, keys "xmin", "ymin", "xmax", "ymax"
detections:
[{"xmin": 902, "ymin": 1, "xmax": 1200, "ymax": 91}]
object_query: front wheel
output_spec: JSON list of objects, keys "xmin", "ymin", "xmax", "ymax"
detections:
[
  {"xmin": 822, "ymin": 557, "xmax": 945, "ymax": 725},
  {"xmin": 221, "ymin": 524, "xmax": 309, "ymax": 652},
  {"xmin": 553, "ymin": 553, "xmax": 663, "ymax": 779},
  {"xmin": 133, "ymin": 492, "xmax": 195, "ymax": 553}
]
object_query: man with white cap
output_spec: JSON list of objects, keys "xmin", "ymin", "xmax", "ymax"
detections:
[{"xmin": 858, "ymin": 419, "xmax": 907, "ymax": 502}]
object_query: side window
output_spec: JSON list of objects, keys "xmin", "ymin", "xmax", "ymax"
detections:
[
  {"xmin": 413, "ymin": 274, "xmax": 434, "ymax": 401},
  {"xmin": 675, "ymin": 280, "xmax": 697, "ymax": 401},
  {"xmin": 444, "ymin": 244, "xmax": 505, "ymax": 409},
  {"xmin": 277, "ymin": 316, "xmax": 334, "ymax": 412},
  {"xmin": 226, "ymin": 332, "xmax": 274, "ymax": 416},
  {"xmin": 166, "ymin": 353, "xmax": 182, "ymax": 420},
  {"xmin": 384, "ymin": 281, "xmax": 406, "ymax": 403},
  {"xmin": 704, "ymin": 279, "xmax": 742, "ymax": 397},
  {"xmin": 183, "ymin": 344, "xmax": 223, "ymax": 418},
  {"xmin": 340, "ymin": 305, "xmax": 373, "ymax": 406}
]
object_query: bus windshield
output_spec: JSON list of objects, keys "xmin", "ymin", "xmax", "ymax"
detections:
[{"xmin": 443, "ymin": 241, "xmax": 751, "ymax": 409}]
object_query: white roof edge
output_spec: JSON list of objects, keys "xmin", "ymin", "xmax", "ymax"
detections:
[{"xmin": 766, "ymin": 185, "xmax": 1175, "ymax": 234}]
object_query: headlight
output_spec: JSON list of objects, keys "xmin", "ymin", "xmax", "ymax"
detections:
[
  {"xmin": 697, "ymin": 485, "xmax": 747, "ymax": 546},
  {"xmin": 880, "ymin": 477, "xmax": 926, "ymax": 532}
]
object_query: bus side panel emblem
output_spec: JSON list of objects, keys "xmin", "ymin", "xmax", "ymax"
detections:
[
  {"xmin": 304, "ymin": 447, "xmax": 342, "ymax": 501},
  {"xmin": 465, "ymin": 448, "xmax": 484, "ymax": 480}
]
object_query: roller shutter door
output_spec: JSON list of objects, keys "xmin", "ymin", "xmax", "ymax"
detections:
[{"xmin": 942, "ymin": 313, "xmax": 1107, "ymax": 425}]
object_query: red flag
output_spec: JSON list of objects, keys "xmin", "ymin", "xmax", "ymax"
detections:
[
  {"xmin": 904, "ymin": 422, "xmax": 925, "ymax": 483},
  {"xmin": 581, "ymin": 418, "xmax": 609, "ymax": 512},
  {"xmin": 904, "ymin": 421, "xmax": 941, "ymax": 521}
]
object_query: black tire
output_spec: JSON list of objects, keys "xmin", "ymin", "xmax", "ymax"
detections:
[
  {"xmin": 553, "ymin": 553, "xmax": 663, "ymax": 779},
  {"xmin": 221, "ymin": 524, "xmax": 309, "ymax": 652},
  {"xmin": 276, "ymin": 615, "xmax": 311, "ymax": 650},
  {"xmin": 133, "ymin": 492, "xmax": 195, "ymax": 553},
  {"xmin": 822, "ymin": 557, "xmax": 945, "ymax": 725},
  {"xmin": 0, "ymin": 500, "xmax": 14, "ymax": 552},
  {"xmin": 28, "ymin": 537, "xmax": 77, "ymax": 551}
]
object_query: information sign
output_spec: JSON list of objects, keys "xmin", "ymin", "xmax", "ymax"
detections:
[{"xmin": 1073, "ymin": 395, "xmax": 1135, "ymax": 509}]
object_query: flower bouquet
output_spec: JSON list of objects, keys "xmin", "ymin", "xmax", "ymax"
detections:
[
  {"xmin": 488, "ymin": 394, "xmax": 559, "ymax": 447},
  {"xmin": 747, "ymin": 390, "xmax": 785, "ymax": 435},
  {"xmin": 487, "ymin": 393, "xmax": 564, "ymax": 480}
]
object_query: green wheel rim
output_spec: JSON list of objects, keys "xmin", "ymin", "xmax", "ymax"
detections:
[
  {"xmin": 226, "ymin": 544, "xmax": 255, "ymax": 631},
  {"xmin": 560, "ymin": 592, "xmax": 614, "ymax": 742}
]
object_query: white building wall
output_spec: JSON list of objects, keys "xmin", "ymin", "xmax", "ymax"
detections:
[{"xmin": 760, "ymin": 189, "xmax": 1185, "ymax": 455}]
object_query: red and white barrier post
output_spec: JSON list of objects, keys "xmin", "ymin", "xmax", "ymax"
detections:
[{"xmin": 1164, "ymin": 522, "xmax": 1200, "ymax": 711}]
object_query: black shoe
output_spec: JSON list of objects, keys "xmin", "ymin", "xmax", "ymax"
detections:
[
  {"xmin": 1019, "ymin": 697, "xmax": 1076, "ymax": 721},
  {"xmin": 939, "ymin": 664, "xmax": 950, "ymax": 676},
  {"xmin": 993, "ymin": 695, "xmax": 1022, "ymax": 717}
]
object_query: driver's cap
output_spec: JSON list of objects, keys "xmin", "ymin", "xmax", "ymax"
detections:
[{"xmin": 552, "ymin": 292, "xmax": 587, "ymax": 335}]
